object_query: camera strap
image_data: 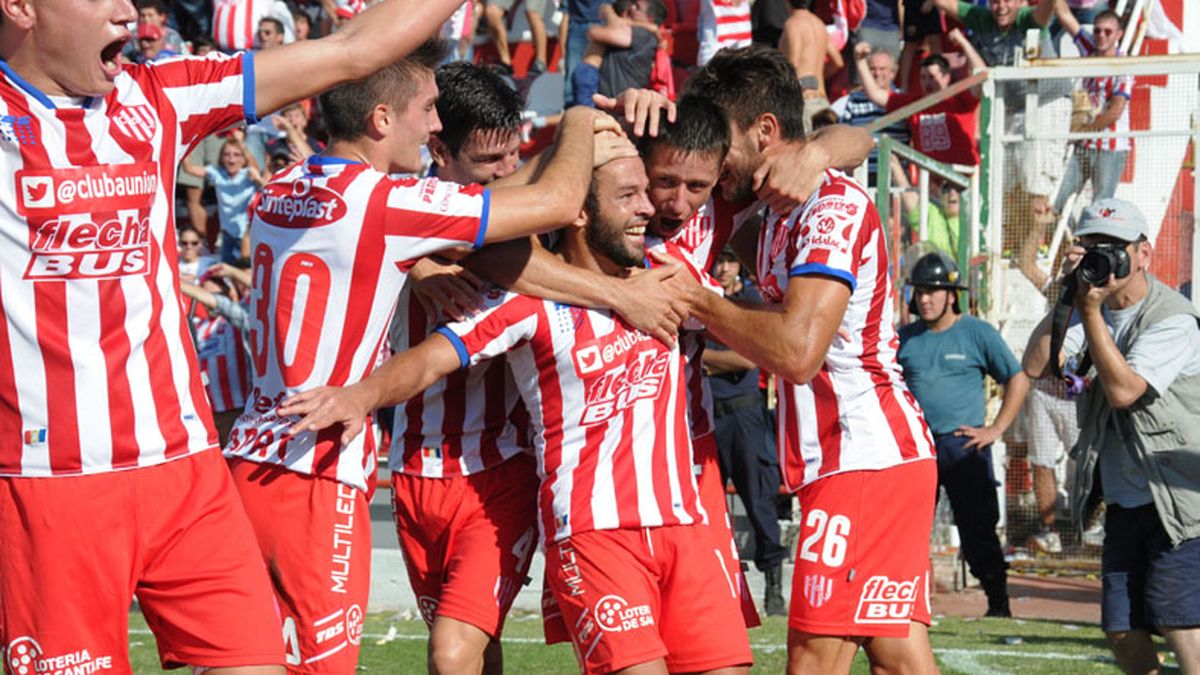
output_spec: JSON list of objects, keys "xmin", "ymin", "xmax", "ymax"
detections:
[{"xmin": 1049, "ymin": 275, "xmax": 1076, "ymax": 380}]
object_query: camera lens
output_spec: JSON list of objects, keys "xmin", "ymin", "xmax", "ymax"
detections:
[{"xmin": 1078, "ymin": 249, "xmax": 1114, "ymax": 286}]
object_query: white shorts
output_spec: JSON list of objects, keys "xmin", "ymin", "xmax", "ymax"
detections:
[{"xmin": 1026, "ymin": 384, "xmax": 1078, "ymax": 468}]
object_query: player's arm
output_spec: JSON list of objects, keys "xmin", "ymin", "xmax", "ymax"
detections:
[
  {"xmin": 180, "ymin": 154, "xmax": 206, "ymax": 178},
  {"xmin": 280, "ymin": 333, "xmax": 463, "ymax": 444},
  {"xmin": 948, "ymin": 27, "xmax": 988, "ymax": 96},
  {"xmin": 254, "ymin": 0, "xmax": 465, "ymax": 116},
  {"xmin": 754, "ymin": 124, "xmax": 874, "ymax": 212},
  {"xmin": 482, "ymin": 108, "xmax": 615, "ymax": 243},
  {"xmin": 464, "ymin": 237, "xmax": 689, "ymax": 347},
  {"xmin": 667, "ymin": 252, "xmax": 851, "ymax": 384}
]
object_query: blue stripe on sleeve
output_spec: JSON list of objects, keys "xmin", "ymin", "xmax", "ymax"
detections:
[
  {"xmin": 435, "ymin": 327, "xmax": 470, "ymax": 368},
  {"xmin": 474, "ymin": 189, "xmax": 491, "ymax": 249},
  {"xmin": 789, "ymin": 263, "xmax": 857, "ymax": 291},
  {"xmin": 242, "ymin": 51, "xmax": 258, "ymax": 125}
]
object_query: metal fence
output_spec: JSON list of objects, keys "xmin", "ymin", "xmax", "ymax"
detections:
[{"xmin": 978, "ymin": 54, "xmax": 1198, "ymax": 569}]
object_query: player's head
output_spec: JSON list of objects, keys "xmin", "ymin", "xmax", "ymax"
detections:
[
  {"xmin": 0, "ymin": 0, "xmax": 138, "ymax": 97},
  {"xmin": 639, "ymin": 95, "xmax": 729, "ymax": 240},
  {"xmin": 319, "ymin": 38, "xmax": 448, "ymax": 174},
  {"xmin": 429, "ymin": 62, "xmax": 524, "ymax": 185},
  {"xmin": 685, "ymin": 45, "xmax": 806, "ymax": 203},
  {"xmin": 1093, "ymin": 10, "xmax": 1124, "ymax": 54},
  {"xmin": 135, "ymin": 0, "xmax": 168, "ymax": 25},
  {"xmin": 256, "ymin": 17, "xmax": 285, "ymax": 49},
  {"xmin": 219, "ymin": 138, "xmax": 249, "ymax": 174},
  {"xmin": 918, "ymin": 54, "xmax": 952, "ymax": 94},
  {"xmin": 578, "ymin": 157, "xmax": 654, "ymax": 270}
]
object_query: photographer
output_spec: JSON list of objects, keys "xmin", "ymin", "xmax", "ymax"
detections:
[{"xmin": 1023, "ymin": 199, "xmax": 1200, "ymax": 674}]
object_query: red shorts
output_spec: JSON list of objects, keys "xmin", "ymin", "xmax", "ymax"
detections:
[
  {"xmin": 0, "ymin": 450, "xmax": 283, "ymax": 671},
  {"xmin": 391, "ymin": 453, "xmax": 539, "ymax": 638},
  {"xmin": 545, "ymin": 526, "xmax": 753, "ymax": 675},
  {"xmin": 229, "ymin": 458, "xmax": 371, "ymax": 673},
  {"xmin": 694, "ymin": 433, "xmax": 761, "ymax": 628},
  {"xmin": 789, "ymin": 459, "xmax": 936, "ymax": 638}
]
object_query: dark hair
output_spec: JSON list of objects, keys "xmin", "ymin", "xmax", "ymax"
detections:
[
  {"xmin": 1094, "ymin": 9, "xmax": 1123, "ymax": 28},
  {"xmin": 684, "ymin": 45, "xmax": 806, "ymax": 140},
  {"xmin": 191, "ymin": 34, "xmax": 214, "ymax": 51},
  {"xmin": 788, "ymin": 0, "xmax": 813, "ymax": 9},
  {"xmin": 258, "ymin": 17, "xmax": 284, "ymax": 34},
  {"xmin": 319, "ymin": 38, "xmax": 448, "ymax": 142},
  {"xmin": 638, "ymin": 94, "xmax": 730, "ymax": 163},
  {"xmin": 920, "ymin": 53, "xmax": 951, "ymax": 75},
  {"xmin": 434, "ymin": 61, "xmax": 524, "ymax": 157},
  {"xmin": 135, "ymin": 0, "xmax": 168, "ymax": 16}
]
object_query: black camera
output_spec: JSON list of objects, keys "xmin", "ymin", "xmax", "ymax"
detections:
[{"xmin": 1077, "ymin": 242, "xmax": 1132, "ymax": 286}]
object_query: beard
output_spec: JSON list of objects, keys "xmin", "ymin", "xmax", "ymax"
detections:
[{"xmin": 586, "ymin": 217, "xmax": 645, "ymax": 269}]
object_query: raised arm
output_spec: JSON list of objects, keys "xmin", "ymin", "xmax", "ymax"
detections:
[
  {"xmin": 947, "ymin": 28, "xmax": 987, "ymax": 97},
  {"xmin": 254, "ymin": 0, "xmax": 465, "ymax": 116},
  {"xmin": 1054, "ymin": 0, "xmax": 1082, "ymax": 37},
  {"xmin": 1033, "ymin": 0, "xmax": 1058, "ymax": 28},
  {"xmin": 279, "ymin": 333, "xmax": 464, "ymax": 444},
  {"xmin": 923, "ymin": 0, "xmax": 960, "ymax": 21}
]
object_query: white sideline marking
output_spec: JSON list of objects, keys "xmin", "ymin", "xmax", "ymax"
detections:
[{"xmin": 127, "ymin": 629, "xmax": 1117, "ymax": 662}]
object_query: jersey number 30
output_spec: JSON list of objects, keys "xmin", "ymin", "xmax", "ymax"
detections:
[{"xmin": 249, "ymin": 244, "xmax": 332, "ymax": 386}]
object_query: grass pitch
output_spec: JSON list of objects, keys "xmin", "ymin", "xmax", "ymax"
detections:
[{"xmin": 128, "ymin": 609, "xmax": 1170, "ymax": 673}]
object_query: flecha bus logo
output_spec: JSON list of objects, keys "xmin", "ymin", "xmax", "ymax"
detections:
[{"xmin": 854, "ymin": 575, "xmax": 920, "ymax": 624}]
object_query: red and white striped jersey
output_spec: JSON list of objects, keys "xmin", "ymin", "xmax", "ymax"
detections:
[
  {"xmin": 193, "ymin": 306, "xmax": 250, "ymax": 413},
  {"xmin": 224, "ymin": 157, "xmax": 489, "ymax": 492},
  {"xmin": 442, "ymin": 290, "xmax": 706, "ymax": 544},
  {"xmin": 0, "ymin": 54, "xmax": 253, "ymax": 477},
  {"xmin": 387, "ymin": 284, "xmax": 531, "ymax": 478},
  {"xmin": 645, "ymin": 196, "xmax": 754, "ymax": 440},
  {"xmin": 1074, "ymin": 30, "xmax": 1133, "ymax": 153},
  {"xmin": 213, "ymin": 0, "xmax": 291, "ymax": 51},
  {"xmin": 755, "ymin": 170, "xmax": 935, "ymax": 491},
  {"xmin": 697, "ymin": 0, "xmax": 753, "ymax": 66}
]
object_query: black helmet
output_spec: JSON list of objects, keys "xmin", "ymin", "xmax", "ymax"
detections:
[{"xmin": 908, "ymin": 251, "xmax": 967, "ymax": 290}]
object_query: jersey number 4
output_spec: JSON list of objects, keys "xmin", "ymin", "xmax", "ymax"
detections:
[
  {"xmin": 798, "ymin": 509, "xmax": 851, "ymax": 568},
  {"xmin": 249, "ymin": 244, "xmax": 332, "ymax": 386}
]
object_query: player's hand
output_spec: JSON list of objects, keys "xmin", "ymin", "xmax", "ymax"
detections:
[
  {"xmin": 957, "ymin": 424, "xmax": 1000, "ymax": 450},
  {"xmin": 594, "ymin": 130, "xmax": 639, "ymax": 168},
  {"xmin": 754, "ymin": 140, "xmax": 833, "ymax": 213},
  {"xmin": 279, "ymin": 385, "xmax": 374, "ymax": 446},
  {"xmin": 594, "ymin": 88, "xmax": 677, "ymax": 138},
  {"xmin": 409, "ymin": 258, "xmax": 485, "ymax": 322},
  {"xmin": 854, "ymin": 41, "xmax": 872, "ymax": 61},
  {"xmin": 612, "ymin": 262, "xmax": 692, "ymax": 349}
]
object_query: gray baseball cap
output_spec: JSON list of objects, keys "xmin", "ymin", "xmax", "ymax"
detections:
[{"xmin": 1074, "ymin": 198, "xmax": 1149, "ymax": 242}]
